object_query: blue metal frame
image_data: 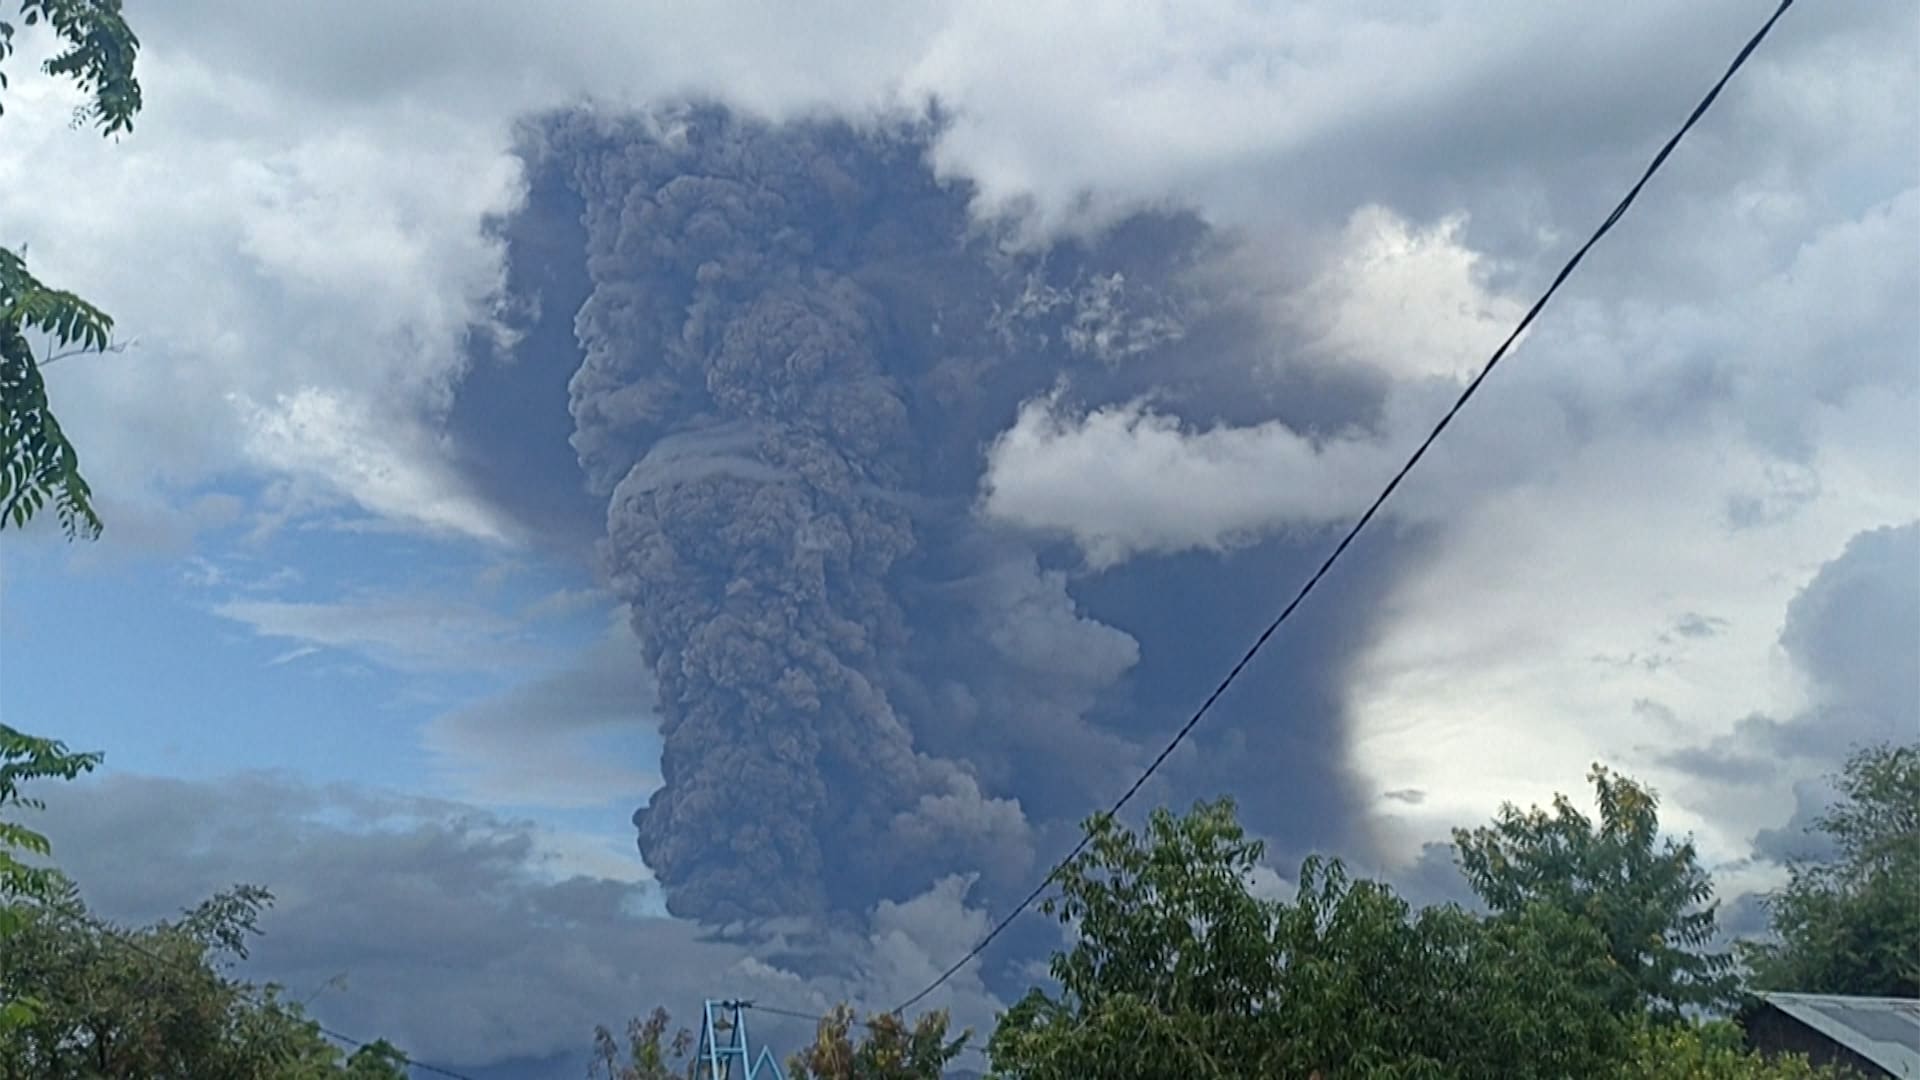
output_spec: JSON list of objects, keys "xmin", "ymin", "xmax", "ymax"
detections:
[{"xmin": 695, "ymin": 999, "xmax": 784, "ymax": 1079}]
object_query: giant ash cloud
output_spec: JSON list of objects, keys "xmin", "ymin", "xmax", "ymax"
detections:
[{"xmin": 474, "ymin": 104, "xmax": 1385, "ymax": 927}]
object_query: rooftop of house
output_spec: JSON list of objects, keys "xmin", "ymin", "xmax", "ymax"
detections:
[{"xmin": 1758, "ymin": 993, "xmax": 1920, "ymax": 1079}]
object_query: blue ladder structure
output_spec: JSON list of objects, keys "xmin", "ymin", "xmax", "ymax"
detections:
[{"xmin": 694, "ymin": 999, "xmax": 784, "ymax": 1079}]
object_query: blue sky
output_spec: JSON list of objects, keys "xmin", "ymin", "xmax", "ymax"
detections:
[{"xmin": 2, "ymin": 481, "xmax": 662, "ymax": 886}]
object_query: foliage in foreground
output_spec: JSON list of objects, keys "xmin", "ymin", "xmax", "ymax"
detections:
[
  {"xmin": 1617, "ymin": 1021, "xmax": 1831, "ymax": 1080},
  {"xmin": 1, "ymin": 727, "xmax": 407, "ymax": 1078},
  {"xmin": 786, "ymin": 1005, "xmax": 969, "ymax": 1080},
  {"xmin": 0, "ymin": 723, "xmax": 100, "ymax": 1032},
  {"xmin": 1741, "ymin": 743, "xmax": 1920, "ymax": 998},
  {"xmin": 0, "ymin": 881, "xmax": 409, "ymax": 1079},
  {"xmin": 587, "ymin": 1003, "xmax": 969, "ymax": 1080},
  {"xmin": 0, "ymin": 0, "xmax": 144, "ymax": 539},
  {"xmin": 0, "ymin": 724, "xmax": 98, "ymax": 911},
  {"xmin": 589, "ymin": 1007, "xmax": 692, "ymax": 1080},
  {"xmin": 602, "ymin": 757, "xmax": 1892, "ymax": 1077},
  {"xmin": 987, "ymin": 798, "xmax": 1630, "ymax": 1078},
  {"xmin": 771, "ymin": 758, "xmax": 1893, "ymax": 1078},
  {"xmin": 1454, "ymin": 764, "xmax": 1737, "ymax": 1018}
]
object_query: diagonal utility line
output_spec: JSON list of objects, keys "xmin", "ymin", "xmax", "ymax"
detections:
[{"xmin": 891, "ymin": 0, "xmax": 1799, "ymax": 1017}]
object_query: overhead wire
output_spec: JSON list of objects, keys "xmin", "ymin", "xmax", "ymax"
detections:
[
  {"xmin": 739, "ymin": 1000, "xmax": 993, "ymax": 1062},
  {"xmin": 741, "ymin": 1001, "xmax": 837, "ymax": 1024},
  {"xmin": 310, "ymin": 1024, "xmax": 479, "ymax": 1080},
  {"xmin": 888, "ymin": 0, "xmax": 1800, "ymax": 1018}
]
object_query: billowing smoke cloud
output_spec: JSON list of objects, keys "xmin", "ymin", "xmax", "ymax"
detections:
[{"xmin": 451, "ymin": 104, "xmax": 1399, "ymax": 931}]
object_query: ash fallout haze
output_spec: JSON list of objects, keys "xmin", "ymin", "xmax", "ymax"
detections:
[{"xmin": 1, "ymin": 1, "xmax": 1915, "ymax": 1075}]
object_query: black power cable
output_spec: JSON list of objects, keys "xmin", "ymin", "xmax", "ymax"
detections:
[{"xmin": 890, "ymin": 0, "xmax": 1799, "ymax": 1017}]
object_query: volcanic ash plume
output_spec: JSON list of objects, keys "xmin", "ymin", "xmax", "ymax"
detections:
[{"xmin": 519, "ymin": 105, "xmax": 1216, "ymax": 922}]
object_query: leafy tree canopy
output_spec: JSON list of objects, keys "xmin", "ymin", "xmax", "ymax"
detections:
[
  {"xmin": 1453, "ymin": 764, "xmax": 1737, "ymax": 1018},
  {"xmin": 1617, "ymin": 1020, "xmax": 1831, "ymax": 1080},
  {"xmin": 589, "ymin": 1007, "xmax": 695, "ymax": 1080},
  {"xmin": 0, "ymin": 0, "xmax": 141, "ymax": 134},
  {"xmin": 0, "ymin": 722, "xmax": 99, "ymax": 911},
  {"xmin": 1742, "ymin": 742, "xmax": 1920, "ymax": 997},
  {"xmin": 787, "ymin": 1005, "xmax": 968, "ymax": 1080},
  {"xmin": 986, "ymin": 799, "xmax": 1632, "ymax": 1078},
  {"xmin": 0, "ymin": 878, "xmax": 407, "ymax": 1079},
  {"xmin": 0, "ymin": 721, "xmax": 100, "ymax": 1033},
  {"xmin": 981, "ymin": 788, "xmax": 1840, "ymax": 1079}
]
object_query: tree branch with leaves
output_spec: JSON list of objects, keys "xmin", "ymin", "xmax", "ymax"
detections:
[
  {"xmin": 0, "ymin": 724, "xmax": 100, "ymax": 1032},
  {"xmin": 1453, "ymin": 764, "xmax": 1738, "ymax": 1019},
  {"xmin": 0, "ymin": 0, "xmax": 141, "ymax": 540},
  {"xmin": 1740, "ymin": 742, "xmax": 1920, "ymax": 997}
]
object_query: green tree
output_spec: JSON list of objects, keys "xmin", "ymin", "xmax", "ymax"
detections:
[
  {"xmin": 336, "ymin": 1041, "xmax": 411, "ymax": 1080},
  {"xmin": 1453, "ymin": 764, "xmax": 1737, "ymax": 1018},
  {"xmin": 786, "ymin": 1006, "xmax": 968, "ymax": 1080},
  {"xmin": 589, "ymin": 1008, "xmax": 695, "ymax": 1080},
  {"xmin": 1262, "ymin": 860, "xmax": 1629, "ymax": 1077},
  {"xmin": 1617, "ymin": 1020, "xmax": 1834, "ymax": 1080},
  {"xmin": 0, "ymin": 880, "xmax": 402, "ymax": 1079},
  {"xmin": 0, "ymin": 724, "xmax": 98, "ymax": 910},
  {"xmin": 0, "ymin": 723, "xmax": 100, "ymax": 1031},
  {"xmin": 0, "ymin": 0, "xmax": 142, "ymax": 538},
  {"xmin": 986, "ymin": 799, "xmax": 1628, "ymax": 1079},
  {"xmin": 1741, "ymin": 743, "xmax": 1920, "ymax": 997},
  {"xmin": 987, "ymin": 799, "xmax": 1289, "ymax": 1078}
]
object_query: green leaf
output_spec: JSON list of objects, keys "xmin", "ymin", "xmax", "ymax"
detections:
[
  {"xmin": 0, "ymin": 248, "xmax": 107, "ymax": 539},
  {"xmin": 0, "ymin": 0, "xmax": 141, "ymax": 540}
]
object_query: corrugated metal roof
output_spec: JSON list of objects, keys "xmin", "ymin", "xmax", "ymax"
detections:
[{"xmin": 1761, "ymin": 993, "xmax": 1920, "ymax": 1078}]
